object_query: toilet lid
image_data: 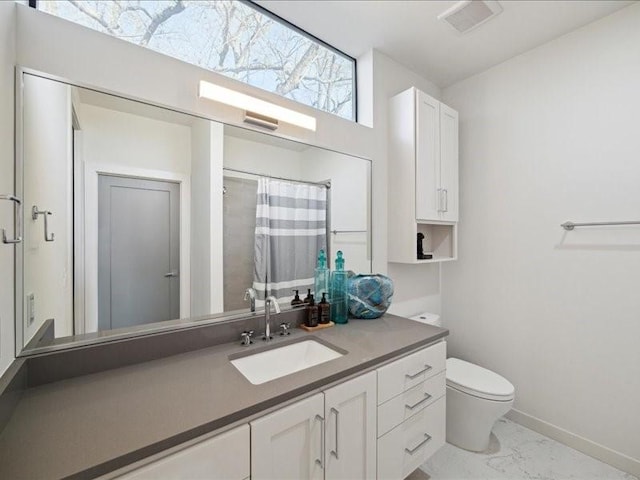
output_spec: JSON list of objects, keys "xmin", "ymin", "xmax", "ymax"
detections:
[{"xmin": 446, "ymin": 358, "xmax": 515, "ymax": 401}]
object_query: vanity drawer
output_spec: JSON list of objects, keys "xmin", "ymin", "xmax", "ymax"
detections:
[
  {"xmin": 377, "ymin": 341, "xmax": 446, "ymax": 404},
  {"xmin": 377, "ymin": 397, "xmax": 445, "ymax": 480},
  {"xmin": 377, "ymin": 371, "xmax": 445, "ymax": 437},
  {"xmin": 116, "ymin": 424, "xmax": 250, "ymax": 480}
]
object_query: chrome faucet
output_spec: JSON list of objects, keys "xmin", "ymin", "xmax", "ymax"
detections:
[
  {"xmin": 263, "ymin": 296, "xmax": 281, "ymax": 341},
  {"xmin": 244, "ymin": 287, "xmax": 256, "ymax": 312}
]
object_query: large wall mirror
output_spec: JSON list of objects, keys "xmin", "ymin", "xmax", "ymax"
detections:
[{"xmin": 16, "ymin": 70, "xmax": 371, "ymax": 355}]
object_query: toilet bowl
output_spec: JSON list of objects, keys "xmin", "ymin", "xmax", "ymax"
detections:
[{"xmin": 409, "ymin": 313, "xmax": 515, "ymax": 452}]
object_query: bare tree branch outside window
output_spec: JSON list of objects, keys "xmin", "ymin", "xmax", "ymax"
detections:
[{"xmin": 38, "ymin": 0, "xmax": 355, "ymax": 120}]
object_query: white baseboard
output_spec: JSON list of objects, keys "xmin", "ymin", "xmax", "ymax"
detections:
[{"xmin": 506, "ymin": 408, "xmax": 640, "ymax": 477}]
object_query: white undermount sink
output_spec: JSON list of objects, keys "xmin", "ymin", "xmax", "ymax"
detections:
[{"xmin": 230, "ymin": 339, "xmax": 344, "ymax": 385}]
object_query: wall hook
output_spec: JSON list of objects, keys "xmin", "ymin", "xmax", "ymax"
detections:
[{"xmin": 32, "ymin": 205, "xmax": 55, "ymax": 242}]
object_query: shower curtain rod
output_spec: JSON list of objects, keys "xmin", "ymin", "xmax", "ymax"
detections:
[{"xmin": 223, "ymin": 167, "xmax": 331, "ymax": 189}]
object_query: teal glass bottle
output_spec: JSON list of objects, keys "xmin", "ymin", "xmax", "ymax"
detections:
[
  {"xmin": 314, "ymin": 249, "xmax": 330, "ymax": 299},
  {"xmin": 330, "ymin": 251, "xmax": 349, "ymax": 324}
]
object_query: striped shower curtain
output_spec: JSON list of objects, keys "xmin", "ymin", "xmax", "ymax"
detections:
[{"xmin": 253, "ymin": 178, "xmax": 327, "ymax": 300}]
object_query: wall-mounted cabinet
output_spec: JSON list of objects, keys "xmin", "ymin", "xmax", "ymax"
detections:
[{"xmin": 388, "ymin": 87, "xmax": 459, "ymax": 264}]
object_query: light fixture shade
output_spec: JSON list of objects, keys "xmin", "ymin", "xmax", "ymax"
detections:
[{"xmin": 199, "ymin": 80, "xmax": 317, "ymax": 131}]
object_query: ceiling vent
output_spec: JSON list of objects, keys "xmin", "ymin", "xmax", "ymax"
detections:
[{"xmin": 438, "ymin": 0, "xmax": 503, "ymax": 34}]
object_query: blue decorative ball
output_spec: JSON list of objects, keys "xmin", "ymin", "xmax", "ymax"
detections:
[{"xmin": 347, "ymin": 274, "xmax": 394, "ymax": 319}]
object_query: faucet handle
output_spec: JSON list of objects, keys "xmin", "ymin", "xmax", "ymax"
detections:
[
  {"xmin": 279, "ymin": 322, "xmax": 291, "ymax": 336},
  {"xmin": 240, "ymin": 330, "xmax": 254, "ymax": 346}
]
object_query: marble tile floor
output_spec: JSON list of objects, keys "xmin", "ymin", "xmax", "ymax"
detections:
[{"xmin": 414, "ymin": 418, "xmax": 637, "ymax": 480}]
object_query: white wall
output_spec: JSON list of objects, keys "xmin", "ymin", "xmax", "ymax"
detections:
[
  {"xmin": 191, "ymin": 119, "xmax": 224, "ymax": 316},
  {"xmin": 223, "ymin": 133, "xmax": 305, "ymax": 179},
  {"xmin": 442, "ymin": 3, "xmax": 640, "ymax": 474},
  {"xmin": 368, "ymin": 51, "xmax": 444, "ymax": 317},
  {"xmin": 0, "ymin": 1, "xmax": 16, "ymax": 376},
  {"xmin": 22, "ymin": 74, "xmax": 73, "ymax": 342},
  {"xmin": 304, "ymin": 148, "xmax": 371, "ymax": 275},
  {"xmin": 80, "ymin": 104, "xmax": 192, "ymax": 174}
]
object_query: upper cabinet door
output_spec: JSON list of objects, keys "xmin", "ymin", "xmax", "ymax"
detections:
[
  {"xmin": 324, "ymin": 371, "xmax": 377, "ymax": 480},
  {"xmin": 251, "ymin": 393, "xmax": 325, "ymax": 480},
  {"xmin": 415, "ymin": 91, "xmax": 441, "ymax": 222},
  {"xmin": 440, "ymin": 104, "xmax": 459, "ymax": 222}
]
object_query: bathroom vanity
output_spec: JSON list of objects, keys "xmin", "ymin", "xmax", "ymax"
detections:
[{"xmin": 0, "ymin": 314, "xmax": 447, "ymax": 479}]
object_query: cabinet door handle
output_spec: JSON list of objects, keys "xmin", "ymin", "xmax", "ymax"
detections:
[
  {"xmin": 405, "ymin": 393, "xmax": 432, "ymax": 411},
  {"xmin": 315, "ymin": 414, "xmax": 325, "ymax": 469},
  {"xmin": 405, "ymin": 364, "xmax": 432, "ymax": 380},
  {"xmin": 330, "ymin": 407, "xmax": 339, "ymax": 459},
  {"xmin": 443, "ymin": 189, "xmax": 449, "ymax": 213},
  {"xmin": 405, "ymin": 433, "xmax": 432, "ymax": 455},
  {"xmin": 1, "ymin": 195, "xmax": 22, "ymax": 244}
]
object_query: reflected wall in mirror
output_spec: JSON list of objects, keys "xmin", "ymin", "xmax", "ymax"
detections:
[{"xmin": 17, "ymin": 70, "xmax": 372, "ymax": 354}]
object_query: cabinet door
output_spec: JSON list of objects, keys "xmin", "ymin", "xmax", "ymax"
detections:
[
  {"xmin": 415, "ymin": 91, "xmax": 441, "ymax": 222},
  {"xmin": 440, "ymin": 103, "xmax": 459, "ymax": 222},
  {"xmin": 324, "ymin": 371, "xmax": 377, "ymax": 480},
  {"xmin": 251, "ymin": 393, "xmax": 325, "ymax": 480},
  {"xmin": 117, "ymin": 424, "xmax": 249, "ymax": 480}
]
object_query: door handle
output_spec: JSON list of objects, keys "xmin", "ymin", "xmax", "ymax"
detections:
[
  {"xmin": 164, "ymin": 271, "xmax": 179, "ymax": 278},
  {"xmin": 443, "ymin": 189, "xmax": 449, "ymax": 213},
  {"xmin": 1, "ymin": 194, "xmax": 22, "ymax": 244},
  {"xmin": 330, "ymin": 407, "xmax": 340, "ymax": 459},
  {"xmin": 315, "ymin": 414, "xmax": 325, "ymax": 469}
]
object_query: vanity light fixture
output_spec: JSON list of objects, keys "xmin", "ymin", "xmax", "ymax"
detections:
[{"xmin": 199, "ymin": 80, "xmax": 317, "ymax": 131}]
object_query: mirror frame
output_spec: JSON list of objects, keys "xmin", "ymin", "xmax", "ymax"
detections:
[{"xmin": 14, "ymin": 66, "xmax": 373, "ymax": 357}]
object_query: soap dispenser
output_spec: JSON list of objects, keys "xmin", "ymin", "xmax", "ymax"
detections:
[
  {"xmin": 314, "ymin": 249, "xmax": 330, "ymax": 299},
  {"xmin": 291, "ymin": 290, "xmax": 304, "ymax": 308},
  {"xmin": 318, "ymin": 292, "xmax": 331, "ymax": 324},
  {"xmin": 305, "ymin": 294, "xmax": 319, "ymax": 327},
  {"xmin": 330, "ymin": 251, "xmax": 349, "ymax": 324},
  {"xmin": 303, "ymin": 288, "xmax": 313, "ymax": 304}
]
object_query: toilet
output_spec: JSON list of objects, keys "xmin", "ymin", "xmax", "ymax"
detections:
[{"xmin": 409, "ymin": 312, "xmax": 515, "ymax": 452}]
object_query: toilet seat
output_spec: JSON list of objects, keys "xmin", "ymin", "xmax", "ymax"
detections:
[{"xmin": 446, "ymin": 358, "xmax": 515, "ymax": 402}]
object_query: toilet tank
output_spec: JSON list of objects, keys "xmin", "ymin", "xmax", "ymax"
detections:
[{"xmin": 409, "ymin": 312, "xmax": 442, "ymax": 327}]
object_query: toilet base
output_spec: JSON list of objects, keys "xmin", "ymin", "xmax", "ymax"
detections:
[{"xmin": 446, "ymin": 385, "xmax": 513, "ymax": 452}]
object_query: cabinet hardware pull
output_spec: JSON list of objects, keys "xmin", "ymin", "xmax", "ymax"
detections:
[
  {"xmin": 315, "ymin": 414, "xmax": 325, "ymax": 468},
  {"xmin": 1, "ymin": 195, "xmax": 22, "ymax": 244},
  {"xmin": 405, "ymin": 364, "xmax": 432, "ymax": 380},
  {"xmin": 330, "ymin": 407, "xmax": 339, "ymax": 459},
  {"xmin": 405, "ymin": 433, "xmax": 432, "ymax": 455},
  {"xmin": 443, "ymin": 189, "xmax": 449, "ymax": 213},
  {"xmin": 405, "ymin": 393, "xmax": 432, "ymax": 411}
]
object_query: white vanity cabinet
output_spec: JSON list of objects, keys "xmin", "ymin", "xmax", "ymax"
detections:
[
  {"xmin": 389, "ymin": 87, "xmax": 459, "ymax": 264},
  {"xmin": 324, "ymin": 371, "xmax": 377, "ymax": 480},
  {"xmin": 251, "ymin": 393, "xmax": 325, "ymax": 480},
  {"xmin": 115, "ymin": 424, "xmax": 250, "ymax": 480},
  {"xmin": 251, "ymin": 372, "xmax": 377, "ymax": 480},
  {"xmin": 376, "ymin": 341, "xmax": 447, "ymax": 480}
]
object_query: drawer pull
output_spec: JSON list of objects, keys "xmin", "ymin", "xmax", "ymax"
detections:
[
  {"xmin": 405, "ymin": 364, "xmax": 432, "ymax": 380},
  {"xmin": 405, "ymin": 393, "xmax": 432, "ymax": 411},
  {"xmin": 405, "ymin": 433, "xmax": 432, "ymax": 455}
]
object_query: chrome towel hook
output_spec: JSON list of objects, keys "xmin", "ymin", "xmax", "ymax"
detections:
[
  {"xmin": 32, "ymin": 205, "xmax": 55, "ymax": 242},
  {"xmin": 1, "ymin": 194, "xmax": 22, "ymax": 244}
]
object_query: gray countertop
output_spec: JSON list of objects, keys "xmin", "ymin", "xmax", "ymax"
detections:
[{"xmin": 0, "ymin": 314, "xmax": 447, "ymax": 479}]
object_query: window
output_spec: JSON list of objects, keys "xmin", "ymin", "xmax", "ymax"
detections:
[{"xmin": 35, "ymin": 0, "xmax": 356, "ymax": 121}]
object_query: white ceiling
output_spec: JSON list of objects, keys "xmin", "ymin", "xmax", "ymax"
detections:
[{"xmin": 256, "ymin": 0, "xmax": 634, "ymax": 87}]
